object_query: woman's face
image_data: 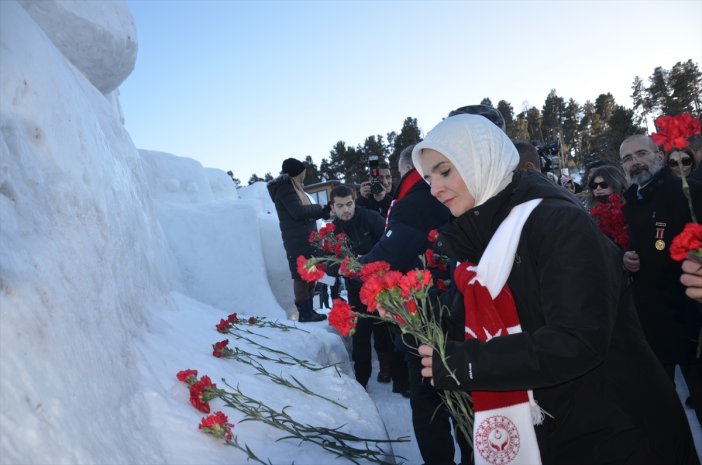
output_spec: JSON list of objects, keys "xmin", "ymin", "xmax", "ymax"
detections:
[
  {"xmin": 668, "ymin": 150, "xmax": 694, "ymax": 177},
  {"xmin": 418, "ymin": 149, "xmax": 475, "ymax": 216},
  {"xmin": 589, "ymin": 176, "xmax": 613, "ymax": 197}
]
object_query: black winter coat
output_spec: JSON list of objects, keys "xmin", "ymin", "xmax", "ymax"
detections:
[
  {"xmin": 356, "ymin": 190, "xmax": 394, "ymax": 219},
  {"xmin": 433, "ymin": 170, "xmax": 697, "ymax": 465},
  {"xmin": 332, "ymin": 207, "xmax": 385, "ymax": 290},
  {"xmin": 622, "ymin": 167, "xmax": 702, "ymax": 364},
  {"xmin": 267, "ymin": 174, "xmax": 326, "ymax": 278},
  {"xmin": 361, "ymin": 170, "xmax": 450, "ymax": 273},
  {"xmin": 332, "ymin": 207, "xmax": 384, "ymax": 257}
]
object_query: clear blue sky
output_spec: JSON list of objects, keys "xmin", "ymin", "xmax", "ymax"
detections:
[{"xmin": 120, "ymin": 0, "xmax": 702, "ymax": 181}]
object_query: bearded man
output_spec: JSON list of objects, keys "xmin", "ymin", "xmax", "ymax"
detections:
[{"xmin": 620, "ymin": 134, "xmax": 702, "ymax": 424}]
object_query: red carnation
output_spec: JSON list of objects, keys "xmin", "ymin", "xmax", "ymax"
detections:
[
  {"xmin": 309, "ymin": 231, "xmax": 318, "ymax": 244},
  {"xmin": 296, "ymin": 255, "xmax": 326, "ymax": 282},
  {"xmin": 199, "ymin": 411, "xmax": 234, "ymax": 442},
  {"xmin": 319, "ymin": 223, "xmax": 336, "ymax": 237},
  {"xmin": 428, "ymin": 229, "xmax": 439, "ymax": 243},
  {"xmin": 381, "ymin": 270, "xmax": 403, "ymax": 290},
  {"xmin": 176, "ymin": 369, "xmax": 198, "ymax": 385},
  {"xmin": 426, "ymin": 247, "xmax": 450, "ymax": 270},
  {"xmin": 403, "ymin": 298, "xmax": 418, "ymax": 316},
  {"xmin": 400, "ymin": 270, "xmax": 432, "ymax": 298},
  {"xmin": 651, "ymin": 113, "xmax": 701, "ymax": 152},
  {"xmin": 437, "ymin": 279, "xmax": 449, "ymax": 291},
  {"xmin": 340, "ymin": 256, "xmax": 361, "ymax": 278},
  {"xmin": 359, "ymin": 261, "xmax": 391, "ymax": 281},
  {"xmin": 360, "ymin": 276, "xmax": 386, "ymax": 312},
  {"xmin": 328, "ymin": 298, "xmax": 358, "ymax": 336},
  {"xmin": 425, "ymin": 249, "xmax": 438, "ymax": 268},
  {"xmin": 670, "ymin": 223, "xmax": 702, "ymax": 261},
  {"xmin": 212, "ymin": 339, "xmax": 230, "ymax": 358},
  {"xmin": 322, "ymin": 240, "xmax": 334, "ymax": 253},
  {"xmin": 216, "ymin": 318, "xmax": 232, "ymax": 333},
  {"xmin": 189, "ymin": 375, "xmax": 217, "ymax": 413}
]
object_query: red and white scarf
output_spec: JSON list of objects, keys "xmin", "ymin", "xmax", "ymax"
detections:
[{"xmin": 454, "ymin": 198, "xmax": 545, "ymax": 465}]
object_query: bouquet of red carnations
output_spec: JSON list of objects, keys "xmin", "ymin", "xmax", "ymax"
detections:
[
  {"xmin": 297, "ymin": 229, "xmax": 474, "ymax": 445},
  {"xmin": 590, "ymin": 194, "xmax": 629, "ymax": 250}
]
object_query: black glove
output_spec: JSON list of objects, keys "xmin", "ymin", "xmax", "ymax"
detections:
[{"xmin": 321, "ymin": 203, "xmax": 331, "ymax": 220}]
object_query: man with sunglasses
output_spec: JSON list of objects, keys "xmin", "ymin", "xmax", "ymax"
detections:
[{"xmin": 619, "ymin": 134, "xmax": 702, "ymax": 425}]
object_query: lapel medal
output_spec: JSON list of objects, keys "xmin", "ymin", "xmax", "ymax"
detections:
[{"xmin": 655, "ymin": 222, "xmax": 666, "ymax": 251}]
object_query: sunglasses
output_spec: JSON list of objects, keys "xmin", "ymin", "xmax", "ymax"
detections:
[
  {"xmin": 668, "ymin": 157, "xmax": 693, "ymax": 168},
  {"xmin": 589, "ymin": 181, "xmax": 609, "ymax": 190}
]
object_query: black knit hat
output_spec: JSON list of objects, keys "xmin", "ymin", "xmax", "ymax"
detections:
[{"xmin": 281, "ymin": 158, "xmax": 306, "ymax": 177}]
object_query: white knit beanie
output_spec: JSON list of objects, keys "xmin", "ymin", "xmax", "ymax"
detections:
[{"xmin": 412, "ymin": 114, "xmax": 519, "ymax": 208}]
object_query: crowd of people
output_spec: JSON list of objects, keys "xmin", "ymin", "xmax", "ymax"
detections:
[{"xmin": 267, "ymin": 106, "xmax": 702, "ymax": 465}]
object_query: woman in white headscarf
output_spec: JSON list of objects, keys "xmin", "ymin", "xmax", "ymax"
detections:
[{"xmin": 412, "ymin": 115, "xmax": 697, "ymax": 465}]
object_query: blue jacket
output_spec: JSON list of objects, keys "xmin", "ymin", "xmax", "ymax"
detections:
[{"xmin": 361, "ymin": 169, "xmax": 450, "ymax": 272}]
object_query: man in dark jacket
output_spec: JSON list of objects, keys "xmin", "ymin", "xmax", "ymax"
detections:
[
  {"xmin": 620, "ymin": 134, "xmax": 702, "ymax": 423},
  {"xmin": 267, "ymin": 158, "xmax": 329, "ymax": 322},
  {"xmin": 361, "ymin": 146, "xmax": 470, "ymax": 465},
  {"xmin": 329, "ymin": 185, "xmax": 387, "ymax": 388}
]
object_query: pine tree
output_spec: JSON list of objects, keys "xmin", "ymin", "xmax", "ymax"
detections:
[
  {"xmin": 480, "ymin": 97, "xmax": 493, "ymax": 107},
  {"xmin": 666, "ymin": 60, "xmax": 702, "ymax": 115},
  {"xmin": 646, "ymin": 66, "xmax": 670, "ymax": 115},
  {"xmin": 497, "ymin": 100, "xmax": 516, "ymax": 138},
  {"xmin": 388, "ymin": 117, "xmax": 421, "ymax": 180},
  {"xmin": 303, "ymin": 156, "xmax": 321, "ymax": 184},
  {"xmin": 541, "ymin": 89, "xmax": 566, "ymax": 142}
]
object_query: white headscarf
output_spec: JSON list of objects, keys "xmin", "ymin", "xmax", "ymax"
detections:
[{"xmin": 412, "ymin": 114, "xmax": 519, "ymax": 208}]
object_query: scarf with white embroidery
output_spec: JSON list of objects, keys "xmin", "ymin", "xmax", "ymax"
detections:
[{"xmin": 454, "ymin": 198, "xmax": 545, "ymax": 465}]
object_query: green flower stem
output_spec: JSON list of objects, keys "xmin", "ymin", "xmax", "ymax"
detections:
[
  {"xmin": 225, "ymin": 330, "xmax": 341, "ymax": 374},
  {"xmin": 362, "ymin": 299, "xmax": 473, "ymax": 446},
  {"xmin": 439, "ymin": 390, "xmax": 474, "ymax": 448},
  {"xmin": 677, "ymin": 158, "xmax": 697, "ymax": 223},
  {"xmin": 225, "ymin": 438, "xmax": 271, "ymax": 465},
  {"xmin": 225, "ymin": 346, "xmax": 299, "ymax": 367},
  {"xmin": 218, "ymin": 380, "xmax": 408, "ymax": 465},
  {"xmin": 247, "ymin": 358, "xmax": 348, "ymax": 409},
  {"xmin": 239, "ymin": 317, "xmax": 310, "ymax": 333}
]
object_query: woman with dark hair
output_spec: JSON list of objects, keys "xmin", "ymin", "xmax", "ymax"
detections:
[
  {"xmin": 586, "ymin": 165, "xmax": 629, "ymax": 250},
  {"xmin": 586, "ymin": 164, "xmax": 628, "ymax": 207},
  {"xmin": 411, "ymin": 114, "xmax": 697, "ymax": 465},
  {"xmin": 267, "ymin": 158, "xmax": 329, "ymax": 322},
  {"xmin": 667, "ymin": 147, "xmax": 697, "ymax": 178}
]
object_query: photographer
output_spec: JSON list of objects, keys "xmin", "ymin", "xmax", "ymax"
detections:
[{"xmin": 356, "ymin": 158, "xmax": 394, "ymax": 218}]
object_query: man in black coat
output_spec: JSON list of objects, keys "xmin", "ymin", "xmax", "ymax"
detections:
[
  {"xmin": 329, "ymin": 185, "xmax": 388, "ymax": 388},
  {"xmin": 620, "ymin": 134, "xmax": 702, "ymax": 423}
]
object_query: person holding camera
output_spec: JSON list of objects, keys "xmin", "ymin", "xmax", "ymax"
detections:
[{"xmin": 356, "ymin": 158, "xmax": 394, "ymax": 219}]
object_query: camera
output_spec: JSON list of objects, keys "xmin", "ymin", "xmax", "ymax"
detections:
[
  {"xmin": 368, "ymin": 155, "xmax": 384, "ymax": 195},
  {"xmin": 537, "ymin": 140, "xmax": 560, "ymax": 173}
]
